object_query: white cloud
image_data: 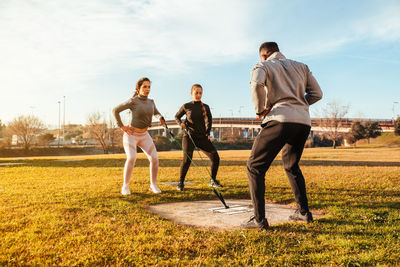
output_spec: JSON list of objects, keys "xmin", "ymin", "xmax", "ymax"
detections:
[
  {"xmin": 282, "ymin": 2, "xmax": 400, "ymax": 60},
  {"xmin": 0, "ymin": 0, "xmax": 260, "ymax": 124},
  {"xmin": 353, "ymin": 3, "xmax": 400, "ymax": 42},
  {"xmin": 0, "ymin": 0, "xmax": 256, "ymax": 95}
]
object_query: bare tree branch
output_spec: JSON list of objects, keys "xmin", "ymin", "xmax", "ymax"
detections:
[
  {"xmin": 7, "ymin": 115, "xmax": 46, "ymax": 150},
  {"xmin": 320, "ymin": 101, "xmax": 349, "ymax": 149},
  {"xmin": 86, "ymin": 112, "xmax": 109, "ymax": 154}
]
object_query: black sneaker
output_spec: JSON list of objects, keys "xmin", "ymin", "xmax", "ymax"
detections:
[
  {"xmin": 209, "ymin": 179, "xmax": 223, "ymax": 188},
  {"xmin": 176, "ymin": 183, "xmax": 184, "ymax": 191},
  {"xmin": 241, "ymin": 216, "xmax": 269, "ymax": 230},
  {"xmin": 289, "ymin": 209, "xmax": 313, "ymax": 223}
]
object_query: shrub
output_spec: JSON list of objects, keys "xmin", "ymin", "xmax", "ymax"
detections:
[
  {"xmin": 153, "ymin": 135, "xmax": 172, "ymax": 151},
  {"xmin": 395, "ymin": 117, "xmax": 400, "ymax": 136}
]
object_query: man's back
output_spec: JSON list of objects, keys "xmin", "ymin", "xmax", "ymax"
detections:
[{"xmin": 250, "ymin": 52, "xmax": 322, "ymax": 126}]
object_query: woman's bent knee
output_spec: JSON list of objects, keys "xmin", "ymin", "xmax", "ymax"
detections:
[
  {"xmin": 126, "ymin": 157, "xmax": 136, "ymax": 166},
  {"xmin": 150, "ymin": 155, "xmax": 159, "ymax": 165}
]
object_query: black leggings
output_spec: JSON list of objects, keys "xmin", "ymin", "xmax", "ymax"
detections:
[{"xmin": 179, "ymin": 134, "xmax": 220, "ymax": 183}]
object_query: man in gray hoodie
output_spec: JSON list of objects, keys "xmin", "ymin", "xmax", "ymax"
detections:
[{"xmin": 242, "ymin": 42, "xmax": 323, "ymax": 230}]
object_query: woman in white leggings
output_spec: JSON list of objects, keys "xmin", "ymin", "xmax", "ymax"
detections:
[{"xmin": 113, "ymin": 77, "xmax": 165, "ymax": 195}]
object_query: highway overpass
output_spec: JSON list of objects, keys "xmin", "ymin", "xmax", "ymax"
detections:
[{"xmin": 149, "ymin": 118, "xmax": 394, "ymax": 139}]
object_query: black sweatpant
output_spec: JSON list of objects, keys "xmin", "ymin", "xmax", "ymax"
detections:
[
  {"xmin": 179, "ymin": 134, "xmax": 220, "ymax": 184},
  {"xmin": 247, "ymin": 120, "xmax": 311, "ymax": 221}
]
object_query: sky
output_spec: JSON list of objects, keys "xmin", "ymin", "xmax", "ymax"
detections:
[{"xmin": 1, "ymin": 0, "xmax": 400, "ymax": 128}]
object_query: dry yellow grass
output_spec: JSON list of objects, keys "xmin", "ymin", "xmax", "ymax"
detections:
[{"xmin": 0, "ymin": 147, "xmax": 399, "ymax": 265}]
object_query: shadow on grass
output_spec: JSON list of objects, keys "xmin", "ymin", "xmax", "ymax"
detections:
[
  {"xmin": 272, "ymin": 186, "xmax": 400, "ymax": 198},
  {"xmin": 121, "ymin": 187, "xmax": 250, "ymax": 206},
  {"xmin": 263, "ymin": 186, "xmax": 400, "ymax": 212},
  {"xmin": 2, "ymin": 158, "xmax": 400, "ymax": 168},
  {"xmin": 273, "ymin": 223, "xmax": 368, "ymax": 236},
  {"xmin": 299, "ymin": 160, "xmax": 400, "ymax": 167},
  {"xmin": 274, "ymin": 214, "xmax": 400, "ymax": 236}
]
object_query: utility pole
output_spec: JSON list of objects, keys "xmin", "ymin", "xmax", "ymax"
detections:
[
  {"xmin": 58, "ymin": 101, "xmax": 61, "ymax": 147},
  {"xmin": 238, "ymin": 106, "xmax": 244, "ymax": 117},
  {"xmin": 63, "ymin": 96, "xmax": 66, "ymax": 142},
  {"xmin": 393, "ymin": 101, "xmax": 399, "ymax": 125},
  {"xmin": 219, "ymin": 114, "xmax": 222, "ymax": 141},
  {"xmin": 229, "ymin": 109, "xmax": 234, "ymax": 136}
]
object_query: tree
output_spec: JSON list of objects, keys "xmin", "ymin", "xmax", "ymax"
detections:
[
  {"xmin": 348, "ymin": 120, "xmax": 382, "ymax": 145},
  {"xmin": 38, "ymin": 133, "xmax": 55, "ymax": 146},
  {"xmin": 7, "ymin": 115, "xmax": 45, "ymax": 150},
  {"xmin": 1, "ymin": 125, "xmax": 13, "ymax": 148},
  {"xmin": 61, "ymin": 124, "xmax": 85, "ymax": 141},
  {"xmin": 348, "ymin": 121, "xmax": 366, "ymax": 146},
  {"xmin": 153, "ymin": 135, "xmax": 172, "ymax": 151},
  {"xmin": 320, "ymin": 101, "xmax": 349, "ymax": 149},
  {"xmin": 395, "ymin": 117, "xmax": 400, "ymax": 136},
  {"xmin": 86, "ymin": 112, "xmax": 109, "ymax": 154},
  {"xmin": 75, "ymin": 135, "xmax": 84, "ymax": 144},
  {"xmin": 0, "ymin": 120, "xmax": 5, "ymax": 149},
  {"xmin": 364, "ymin": 121, "xmax": 382, "ymax": 143},
  {"xmin": 171, "ymin": 131, "xmax": 184, "ymax": 150},
  {"xmin": 107, "ymin": 116, "xmax": 122, "ymax": 153},
  {"xmin": 345, "ymin": 133, "xmax": 357, "ymax": 146},
  {"xmin": 0, "ymin": 120, "xmax": 4, "ymax": 138}
]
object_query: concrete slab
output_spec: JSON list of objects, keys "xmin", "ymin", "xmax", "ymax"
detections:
[
  {"xmin": 54, "ymin": 159, "xmax": 84, "ymax": 162},
  {"xmin": 0, "ymin": 162, "xmax": 25, "ymax": 166},
  {"xmin": 148, "ymin": 199, "xmax": 324, "ymax": 230},
  {"xmin": 162, "ymin": 181, "xmax": 196, "ymax": 186}
]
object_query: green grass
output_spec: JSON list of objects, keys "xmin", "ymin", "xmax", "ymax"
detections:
[
  {"xmin": 356, "ymin": 132, "xmax": 400, "ymax": 148},
  {"xmin": 1, "ymin": 148, "xmax": 399, "ymax": 265}
]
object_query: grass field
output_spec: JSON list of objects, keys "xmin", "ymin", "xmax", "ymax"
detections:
[{"xmin": 1, "ymin": 147, "xmax": 399, "ymax": 265}]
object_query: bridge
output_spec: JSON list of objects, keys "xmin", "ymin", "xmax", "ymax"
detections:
[{"xmin": 149, "ymin": 118, "xmax": 394, "ymax": 139}]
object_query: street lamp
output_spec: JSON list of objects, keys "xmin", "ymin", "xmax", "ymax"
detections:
[
  {"xmin": 63, "ymin": 96, "xmax": 66, "ymax": 141},
  {"xmin": 229, "ymin": 109, "xmax": 234, "ymax": 135},
  {"xmin": 219, "ymin": 113, "xmax": 222, "ymax": 141},
  {"xmin": 393, "ymin": 101, "xmax": 399, "ymax": 124},
  {"xmin": 238, "ymin": 106, "xmax": 244, "ymax": 117},
  {"xmin": 58, "ymin": 101, "xmax": 61, "ymax": 147}
]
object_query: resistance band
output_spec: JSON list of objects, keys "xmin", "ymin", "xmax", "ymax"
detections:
[{"xmin": 163, "ymin": 124, "xmax": 229, "ymax": 209}]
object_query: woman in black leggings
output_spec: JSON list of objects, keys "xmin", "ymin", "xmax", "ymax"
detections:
[{"xmin": 175, "ymin": 84, "xmax": 222, "ymax": 191}]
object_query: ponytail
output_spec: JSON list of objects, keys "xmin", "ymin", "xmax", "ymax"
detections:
[{"xmin": 133, "ymin": 77, "xmax": 151, "ymax": 98}]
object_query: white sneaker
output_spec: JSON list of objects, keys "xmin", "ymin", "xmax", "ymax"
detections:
[
  {"xmin": 121, "ymin": 185, "xmax": 131, "ymax": 195},
  {"xmin": 149, "ymin": 185, "xmax": 161, "ymax": 194}
]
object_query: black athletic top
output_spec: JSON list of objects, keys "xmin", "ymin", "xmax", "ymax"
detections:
[{"xmin": 175, "ymin": 101, "xmax": 212, "ymax": 138}]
